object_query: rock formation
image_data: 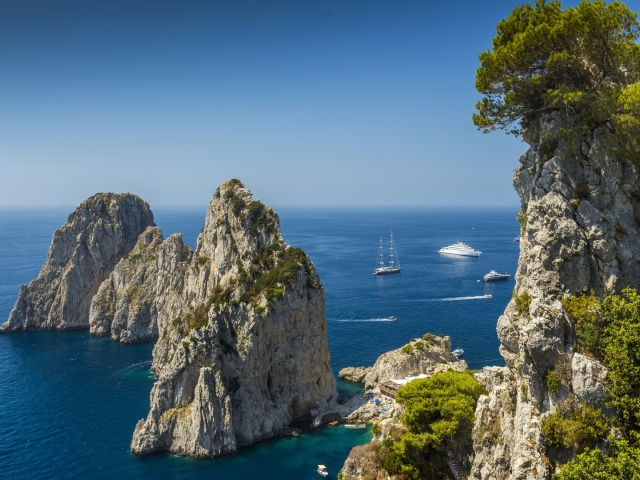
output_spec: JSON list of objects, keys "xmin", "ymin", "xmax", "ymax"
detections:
[
  {"xmin": 0, "ymin": 193, "xmax": 155, "ymax": 332},
  {"xmin": 89, "ymin": 226, "xmax": 193, "ymax": 343},
  {"xmin": 470, "ymin": 113, "xmax": 640, "ymax": 479},
  {"xmin": 339, "ymin": 335, "xmax": 464, "ymax": 390},
  {"xmin": 130, "ymin": 179, "xmax": 337, "ymax": 458}
]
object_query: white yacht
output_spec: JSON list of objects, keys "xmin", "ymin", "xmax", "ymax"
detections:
[
  {"xmin": 483, "ymin": 270, "xmax": 510, "ymax": 282},
  {"xmin": 453, "ymin": 348, "xmax": 464, "ymax": 357},
  {"xmin": 439, "ymin": 241, "xmax": 481, "ymax": 257}
]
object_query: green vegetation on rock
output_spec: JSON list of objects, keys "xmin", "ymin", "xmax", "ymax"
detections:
[
  {"xmin": 513, "ymin": 291, "xmax": 532, "ymax": 318},
  {"xmin": 382, "ymin": 370, "xmax": 486, "ymax": 479},
  {"xmin": 542, "ymin": 403, "xmax": 609, "ymax": 452}
]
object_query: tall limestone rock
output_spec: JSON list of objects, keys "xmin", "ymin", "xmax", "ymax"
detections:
[
  {"xmin": 130, "ymin": 179, "xmax": 337, "ymax": 458},
  {"xmin": 0, "ymin": 193, "xmax": 155, "ymax": 332},
  {"xmin": 89, "ymin": 226, "xmax": 193, "ymax": 343},
  {"xmin": 470, "ymin": 113, "xmax": 640, "ymax": 479}
]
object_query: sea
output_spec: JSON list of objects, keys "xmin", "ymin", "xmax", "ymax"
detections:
[{"xmin": 0, "ymin": 206, "xmax": 519, "ymax": 479}]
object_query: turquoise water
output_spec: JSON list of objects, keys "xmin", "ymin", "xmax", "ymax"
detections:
[{"xmin": 0, "ymin": 206, "xmax": 518, "ymax": 479}]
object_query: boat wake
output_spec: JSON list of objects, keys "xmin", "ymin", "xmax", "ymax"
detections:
[
  {"xmin": 416, "ymin": 295, "xmax": 492, "ymax": 302},
  {"xmin": 333, "ymin": 318, "xmax": 397, "ymax": 323}
]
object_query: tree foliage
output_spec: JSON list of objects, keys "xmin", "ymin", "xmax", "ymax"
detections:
[
  {"xmin": 383, "ymin": 370, "xmax": 486, "ymax": 480},
  {"xmin": 474, "ymin": 0, "xmax": 640, "ymax": 161},
  {"xmin": 554, "ymin": 436, "xmax": 640, "ymax": 479}
]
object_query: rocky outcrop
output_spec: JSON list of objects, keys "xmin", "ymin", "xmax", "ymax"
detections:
[
  {"xmin": 0, "ymin": 193, "xmax": 155, "ymax": 332},
  {"xmin": 130, "ymin": 180, "xmax": 337, "ymax": 458},
  {"xmin": 89, "ymin": 226, "xmax": 193, "ymax": 343},
  {"xmin": 471, "ymin": 113, "xmax": 640, "ymax": 479},
  {"xmin": 339, "ymin": 335, "xmax": 464, "ymax": 390}
]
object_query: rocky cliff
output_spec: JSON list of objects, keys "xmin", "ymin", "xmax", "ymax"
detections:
[
  {"xmin": 339, "ymin": 335, "xmax": 464, "ymax": 389},
  {"xmin": 130, "ymin": 179, "xmax": 337, "ymax": 458},
  {"xmin": 0, "ymin": 193, "xmax": 155, "ymax": 332},
  {"xmin": 89, "ymin": 226, "xmax": 193, "ymax": 343},
  {"xmin": 470, "ymin": 113, "xmax": 640, "ymax": 479}
]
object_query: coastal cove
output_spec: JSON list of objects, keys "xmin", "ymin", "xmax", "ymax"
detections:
[{"xmin": 0, "ymin": 206, "xmax": 517, "ymax": 479}]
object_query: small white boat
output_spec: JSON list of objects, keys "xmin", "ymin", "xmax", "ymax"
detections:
[
  {"xmin": 318, "ymin": 465, "xmax": 328, "ymax": 477},
  {"xmin": 453, "ymin": 348, "xmax": 464, "ymax": 357},
  {"xmin": 483, "ymin": 294, "xmax": 493, "ymax": 299},
  {"xmin": 388, "ymin": 316, "xmax": 397, "ymax": 322},
  {"xmin": 514, "ymin": 237, "xmax": 520, "ymax": 242},
  {"xmin": 483, "ymin": 270, "xmax": 510, "ymax": 282},
  {"xmin": 344, "ymin": 423, "xmax": 366, "ymax": 429},
  {"xmin": 439, "ymin": 241, "xmax": 481, "ymax": 257}
]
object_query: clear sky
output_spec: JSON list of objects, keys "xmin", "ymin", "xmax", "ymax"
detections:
[{"xmin": 2, "ymin": 0, "xmax": 636, "ymax": 207}]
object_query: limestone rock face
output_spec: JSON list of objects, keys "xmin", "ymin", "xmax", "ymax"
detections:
[
  {"xmin": 130, "ymin": 180, "xmax": 337, "ymax": 458},
  {"xmin": 339, "ymin": 335, "xmax": 462, "ymax": 390},
  {"xmin": 0, "ymin": 193, "xmax": 155, "ymax": 332},
  {"xmin": 89, "ymin": 226, "xmax": 193, "ymax": 343},
  {"xmin": 471, "ymin": 113, "xmax": 640, "ymax": 480}
]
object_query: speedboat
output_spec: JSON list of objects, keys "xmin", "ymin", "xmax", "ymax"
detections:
[
  {"xmin": 453, "ymin": 348, "xmax": 464, "ymax": 357},
  {"xmin": 483, "ymin": 294, "xmax": 493, "ymax": 299},
  {"xmin": 344, "ymin": 423, "xmax": 366, "ymax": 429},
  {"xmin": 387, "ymin": 316, "xmax": 397, "ymax": 322},
  {"xmin": 483, "ymin": 270, "xmax": 510, "ymax": 282},
  {"xmin": 318, "ymin": 465, "xmax": 329, "ymax": 477},
  {"xmin": 439, "ymin": 241, "xmax": 481, "ymax": 257}
]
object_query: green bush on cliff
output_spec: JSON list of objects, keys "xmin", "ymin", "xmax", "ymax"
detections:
[
  {"xmin": 382, "ymin": 370, "xmax": 486, "ymax": 479},
  {"xmin": 474, "ymin": 0, "xmax": 640, "ymax": 163},
  {"xmin": 513, "ymin": 291, "xmax": 532, "ymax": 318},
  {"xmin": 542, "ymin": 403, "xmax": 609, "ymax": 452},
  {"xmin": 553, "ymin": 436, "xmax": 640, "ymax": 479}
]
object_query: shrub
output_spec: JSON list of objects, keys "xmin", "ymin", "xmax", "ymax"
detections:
[
  {"xmin": 197, "ymin": 256, "xmax": 210, "ymax": 266},
  {"xmin": 402, "ymin": 344, "xmax": 413, "ymax": 355},
  {"xmin": 561, "ymin": 293, "xmax": 602, "ymax": 358},
  {"xmin": 541, "ymin": 403, "xmax": 609, "ymax": 452},
  {"xmin": 540, "ymin": 136, "xmax": 559, "ymax": 164},
  {"xmin": 414, "ymin": 341, "xmax": 424, "ymax": 351},
  {"xmin": 422, "ymin": 332, "xmax": 436, "ymax": 343},
  {"xmin": 513, "ymin": 291, "xmax": 532, "ymax": 318},
  {"xmin": 372, "ymin": 422, "xmax": 382, "ymax": 436},
  {"xmin": 546, "ymin": 368, "xmax": 562, "ymax": 396},
  {"xmin": 182, "ymin": 341, "xmax": 190, "ymax": 350},
  {"xmin": 554, "ymin": 437, "xmax": 640, "ymax": 480},
  {"xmin": 516, "ymin": 209, "xmax": 527, "ymax": 235},
  {"xmin": 128, "ymin": 253, "xmax": 142, "ymax": 263}
]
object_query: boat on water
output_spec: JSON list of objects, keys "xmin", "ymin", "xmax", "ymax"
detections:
[
  {"xmin": 483, "ymin": 270, "xmax": 510, "ymax": 282},
  {"xmin": 329, "ymin": 420, "xmax": 339, "ymax": 426},
  {"xmin": 453, "ymin": 348, "xmax": 464, "ymax": 357},
  {"xmin": 318, "ymin": 465, "xmax": 329, "ymax": 477},
  {"xmin": 374, "ymin": 231, "xmax": 401, "ymax": 275},
  {"xmin": 514, "ymin": 237, "xmax": 521, "ymax": 242},
  {"xmin": 439, "ymin": 241, "xmax": 481, "ymax": 257},
  {"xmin": 344, "ymin": 423, "xmax": 366, "ymax": 429},
  {"xmin": 388, "ymin": 316, "xmax": 397, "ymax": 322},
  {"xmin": 483, "ymin": 294, "xmax": 493, "ymax": 298}
]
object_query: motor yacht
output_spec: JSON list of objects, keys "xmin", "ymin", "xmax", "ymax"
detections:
[
  {"xmin": 483, "ymin": 270, "xmax": 510, "ymax": 282},
  {"xmin": 439, "ymin": 241, "xmax": 481, "ymax": 257}
]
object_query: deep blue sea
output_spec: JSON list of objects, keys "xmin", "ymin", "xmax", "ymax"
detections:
[{"xmin": 0, "ymin": 206, "xmax": 518, "ymax": 479}]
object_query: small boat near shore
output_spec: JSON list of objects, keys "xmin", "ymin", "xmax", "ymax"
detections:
[
  {"xmin": 344, "ymin": 423, "xmax": 366, "ymax": 429},
  {"xmin": 329, "ymin": 420, "xmax": 339, "ymax": 426},
  {"xmin": 318, "ymin": 465, "xmax": 329, "ymax": 477},
  {"xmin": 453, "ymin": 348, "xmax": 464, "ymax": 357}
]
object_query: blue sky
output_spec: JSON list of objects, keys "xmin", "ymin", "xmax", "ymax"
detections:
[{"xmin": 1, "ymin": 0, "xmax": 635, "ymax": 207}]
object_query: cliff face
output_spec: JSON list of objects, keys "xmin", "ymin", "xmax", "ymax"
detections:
[
  {"xmin": 0, "ymin": 193, "xmax": 155, "ymax": 332},
  {"xmin": 130, "ymin": 180, "xmax": 337, "ymax": 458},
  {"xmin": 471, "ymin": 113, "xmax": 640, "ymax": 479},
  {"xmin": 89, "ymin": 226, "xmax": 193, "ymax": 343}
]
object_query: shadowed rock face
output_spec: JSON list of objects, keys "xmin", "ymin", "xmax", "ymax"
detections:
[
  {"xmin": 130, "ymin": 179, "xmax": 337, "ymax": 458},
  {"xmin": 89, "ymin": 226, "xmax": 193, "ymax": 343},
  {"xmin": 0, "ymin": 193, "xmax": 155, "ymax": 332},
  {"xmin": 470, "ymin": 113, "xmax": 640, "ymax": 480}
]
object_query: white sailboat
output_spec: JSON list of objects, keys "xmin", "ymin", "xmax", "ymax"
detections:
[{"xmin": 374, "ymin": 231, "xmax": 401, "ymax": 275}]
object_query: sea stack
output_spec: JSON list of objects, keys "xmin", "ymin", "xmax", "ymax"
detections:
[
  {"xmin": 470, "ymin": 113, "xmax": 640, "ymax": 479},
  {"xmin": 0, "ymin": 193, "xmax": 155, "ymax": 332},
  {"xmin": 130, "ymin": 179, "xmax": 337, "ymax": 458},
  {"xmin": 89, "ymin": 226, "xmax": 194, "ymax": 343}
]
